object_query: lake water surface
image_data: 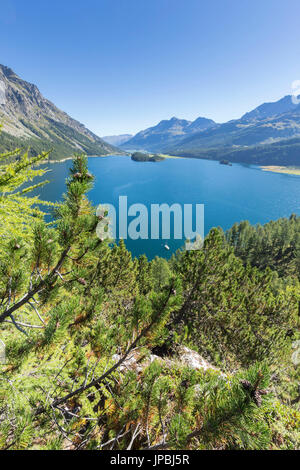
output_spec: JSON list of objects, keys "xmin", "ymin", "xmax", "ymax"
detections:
[{"xmin": 34, "ymin": 156, "xmax": 300, "ymax": 259}]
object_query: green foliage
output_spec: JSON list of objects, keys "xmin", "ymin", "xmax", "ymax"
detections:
[
  {"xmin": 0, "ymin": 137, "xmax": 56, "ymax": 245},
  {"xmin": 171, "ymin": 135, "xmax": 300, "ymax": 166},
  {"xmin": 226, "ymin": 215, "xmax": 300, "ymax": 279},
  {"xmin": 171, "ymin": 228, "xmax": 299, "ymax": 368},
  {"xmin": 136, "ymin": 254, "xmax": 152, "ymax": 295},
  {"xmin": 150, "ymin": 256, "xmax": 172, "ymax": 291},
  {"xmin": 0, "ymin": 120, "xmax": 116, "ymax": 161}
]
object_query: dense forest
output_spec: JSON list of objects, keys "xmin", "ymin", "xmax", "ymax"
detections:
[
  {"xmin": 0, "ymin": 141, "xmax": 299, "ymax": 450},
  {"xmin": 171, "ymin": 137, "xmax": 300, "ymax": 166}
]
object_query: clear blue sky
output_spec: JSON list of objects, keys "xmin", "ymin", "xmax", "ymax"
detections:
[{"xmin": 1, "ymin": 0, "xmax": 300, "ymax": 135}]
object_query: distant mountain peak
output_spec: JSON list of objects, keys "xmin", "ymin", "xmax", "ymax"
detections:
[
  {"xmin": 188, "ymin": 116, "xmax": 216, "ymax": 131},
  {"xmin": 191, "ymin": 116, "xmax": 215, "ymax": 123},
  {"xmin": 241, "ymin": 95, "xmax": 299, "ymax": 121},
  {"xmin": 102, "ymin": 134, "xmax": 133, "ymax": 146}
]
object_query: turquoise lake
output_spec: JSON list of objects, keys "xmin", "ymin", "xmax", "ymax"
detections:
[{"xmin": 33, "ymin": 155, "xmax": 300, "ymax": 259}]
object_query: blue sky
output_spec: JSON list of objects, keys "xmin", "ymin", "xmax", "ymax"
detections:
[{"xmin": 1, "ymin": 0, "xmax": 300, "ymax": 135}]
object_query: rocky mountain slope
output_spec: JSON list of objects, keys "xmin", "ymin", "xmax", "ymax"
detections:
[
  {"xmin": 121, "ymin": 116, "xmax": 216, "ymax": 152},
  {"xmin": 0, "ymin": 64, "xmax": 120, "ymax": 160}
]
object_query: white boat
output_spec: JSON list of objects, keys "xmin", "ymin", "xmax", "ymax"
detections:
[{"xmin": 164, "ymin": 244, "xmax": 170, "ymax": 251}]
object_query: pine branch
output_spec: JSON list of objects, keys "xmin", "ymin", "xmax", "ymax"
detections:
[
  {"xmin": 0, "ymin": 247, "xmax": 70, "ymax": 323},
  {"xmin": 35, "ymin": 286, "xmax": 174, "ymax": 415}
]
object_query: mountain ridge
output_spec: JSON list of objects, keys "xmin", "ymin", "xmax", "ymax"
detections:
[
  {"xmin": 169, "ymin": 97, "xmax": 300, "ymax": 153},
  {"xmin": 163, "ymin": 96, "xmax": 300, "ymax": 165},
  {"xmin": 121, "ymin": 95, "xmax": 300, "ymax": 164},
  {"xmin": 241, "ymin": 95, "xmax": 299, "ymax": 121},
  {"xmin": 121, "ymin": 116, "xmax": 216, "ymax": 152}
]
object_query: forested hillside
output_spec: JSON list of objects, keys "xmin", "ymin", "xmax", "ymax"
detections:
[
  {"xmin": 0, "ymin": 144, "xmax": 299, "ymax": 450},
  {"xmin": 226, "ymin": 216, "xmax": 300, "ymax": 279},
  {"xmin": 169, "ymin": 137, "xmax": 300, "ymax": 166}
]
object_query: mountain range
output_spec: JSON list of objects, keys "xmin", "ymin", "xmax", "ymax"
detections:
[
  {"xmin": 1, "ymin": 63, "xmax": 300, "ymax": 166},
  {"xmin": 121, "ymin": 95, "xmax": 300, "ymax": 165},
  {"xmin": 0, "ymin": 64, "xmax": 119, "ymax": 160},
  {"xmin": 122, "ymin": 116, "xmax": 216, "ymax": 152}
]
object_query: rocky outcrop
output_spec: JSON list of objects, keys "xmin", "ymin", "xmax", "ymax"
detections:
[
  {"xmin": 112, "ymin": 345, "xmax": 223, "ymax": 376},
  {"xmin": 177, "ymin": 346, "xmax": 221, "ymax": 373}
]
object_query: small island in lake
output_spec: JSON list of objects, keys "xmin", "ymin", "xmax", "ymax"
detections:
[
  {"xmin": 131, "ymin": 152, "xmax": 165, "ymax": 162},
  {"xmin": 219, "ymin": 159, "xmax": 232, "ymax": 166}
]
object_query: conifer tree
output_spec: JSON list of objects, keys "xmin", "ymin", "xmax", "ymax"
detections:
[{"xmin": 0, "ymin": 138, "xmax": 53, "ymax": 245}]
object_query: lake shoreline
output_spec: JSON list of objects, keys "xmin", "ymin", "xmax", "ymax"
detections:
[
  {"xmin": 260, "ymin": 165, "xmax": 300, "ymax": 176},
  {"xmin": 43, "ymin": 152, "xmax": 182, "ymax": 164},
  {"xmin": 43, "ymin": 153, "xmax": 129, "ymax": 164}
]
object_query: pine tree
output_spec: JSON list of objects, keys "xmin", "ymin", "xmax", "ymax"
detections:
[{"xmin": 0, "ymin": 131, "xmax": 57, "ymax": 247}]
